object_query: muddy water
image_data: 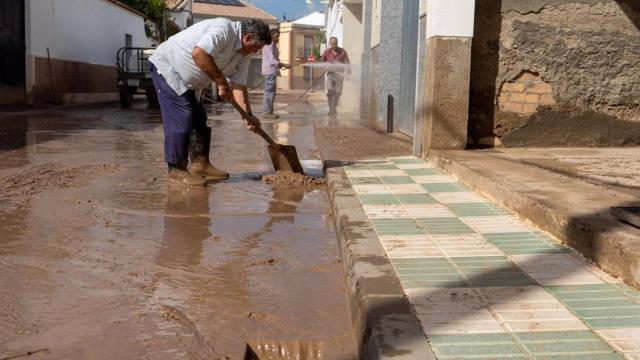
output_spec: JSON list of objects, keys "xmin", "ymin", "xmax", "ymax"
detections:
[{"xmin": 0, "ymin": 100, "xmax": 356, "ymax": 359}]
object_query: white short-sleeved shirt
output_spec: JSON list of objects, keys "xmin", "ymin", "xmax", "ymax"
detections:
[{"xmin": 149, "ymin": 18, "xmax": 251, "ymax": 96}]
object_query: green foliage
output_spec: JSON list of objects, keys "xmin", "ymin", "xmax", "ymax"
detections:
[
  {"xmin": 120, "ymin": 0, "xmax": 166, "ymax": 22},
  {"xmin": 313, "ymin": 31, "xmax": 326, "ymax": 58},
  {"xmin": 120, "ymin": 0, "xmax": 168, "ymax": 40}
]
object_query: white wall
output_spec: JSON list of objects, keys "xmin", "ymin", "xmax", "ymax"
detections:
[
  {"xmin": 26, "ymin": 0, "xmax": 152, "ymax": 66},
  {"xmin": 325, "ymin": 0, "xmax": 344, "ymax": 45},
  {"xmin": 426, "ymin": 0, "xmax": 475, "ymax": 39},
  {"xmin": 370, "ymin": 0, "xmax": 381, "ymax": 47}
]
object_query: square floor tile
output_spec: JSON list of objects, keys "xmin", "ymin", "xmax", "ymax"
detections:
[
  {"xmin": 390, "ymin": 157, "xmax": 424, "ymax": 164},
  {"xmin": 380, "ymin": 176, "xmax": 415, "ymax": 184},
  {"xmin": 396, "ymin": 194, "xmax": 438, "ymax": 204},
  {"xmin": 432, "ymin": 192, "xmax": 487, "ymax": 204},
  {"xmin": 406, "ymin": 168, "xmax": 440, "ymax": 176},
  {"xmin": 416, "ymin": 217, "xmax": 476, "ymax": 235},
  {"xmin": 394, "ymin": 258, "xmax": 467, "ymax": 288},
  {"xmin": 408, "ymin": 288, "xmax": 507, "ymax": 335},
  {"xmin": 423, "ymin": 183, "xmax": 468, "ymax": 193},
  {"xmin": 448, "ymin": 203, "xmax": 503, "ymax": 217},
  {"xmin": 369, "ymin": 163, "xmax": 398, "ymax": 170},
  {"xmin": 483, "ymin": 232, "xmax": 569, "ymax": 255},
  {"xmin": 597, "ymin": 328, "xmax": 640, "ymax": 356},
  {"xmin": 371, "ymin": 218, "xmax": 424, "ymax": 236},
  {"xmin": 432, "ymin": 234, "xmax": 504, "ymax": 257},
  {"xmin": 396, "ymin": 163, "xmax": 435, "ymax": 170},
  {"xmin": 349, "ymin": 176, "xmax": 382, "ymax": 185},
  {"xmin": 374, "ymin": 170, "xmax": 409, "ymax": 177},
  {"xmin": 386, "ymin": 184, "xmax": 428, "ymax": 194},
  {"xmin": 427, "ymin": 333, "xmax": 526, "ymax": 358},
  {"xmin": 362, "ymin": 205, "xmax": 409, "ymax": 219},
  {"xmin": 452, "ymin": 257, "xmax": 535, "ymax": 287},
  {"xmin": 345, "ymin": 169, "xmax": 377, "ymax": 177},
  {"xmin": 515, "ymin": 331, "xmax": 623, "ymax": 359},
  {"xmin": 412, "ymin": 175, "xmax": 457, "ymax": 184},
  {"xmin": 359, "ymin": 194, "xmax": 399, "ymax": 204},
  {"xmin": 381, "ymin": 236, "xmax": 444, "ymax": 258},
  {"xmin": 462, "ymin": 216, "xmax": 529, "ymax": 234},
  {"xmin": 478, "ymin": 287, "xmax": 588, "ymax": 332},
  {"xmin": 405, "ymin": 204, "xmax": 456, "ymax": 218},
  {"xmin": 546, "ymin": 284, "xmax": 640, "ymax": 329},
  {"xmin": 352, "ymin": 184, "xmax": 391, "ymax": 194},
  {"xmin": 512, "ymin": 253, "xmax": 606, "ymax": 285}
]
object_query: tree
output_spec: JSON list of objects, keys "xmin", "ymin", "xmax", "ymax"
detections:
[{"xmin": 120, "ymin": 0, "xmax": 167, "ymax": 40}]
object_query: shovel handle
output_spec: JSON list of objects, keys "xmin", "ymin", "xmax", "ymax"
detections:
[{"xmin": 230, "ymin": 99, "xmax": 277, "ymax": 146}]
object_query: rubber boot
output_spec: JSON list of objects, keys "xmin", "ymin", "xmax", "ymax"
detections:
[
  {"xmin": 189, "ymin": 127, "xmax": 229, "ymax": 180},
  {"xmin": 167, "ymin": 162, "xmax": 207, "ymax": 187}
]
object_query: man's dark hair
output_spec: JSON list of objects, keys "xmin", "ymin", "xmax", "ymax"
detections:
[
  {"xmin": 241, "ymin": 19, "xmax": 272, "ymax": 45},
  {"xmin": 329, "ymin": 36, "xmax": 338, "ymax": 42},
  {"xmin": 270, "ymin": 28, "xmax": 280, "ymax": 37}
]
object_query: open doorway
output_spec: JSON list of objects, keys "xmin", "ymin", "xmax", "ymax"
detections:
[{"xmin": 0, "ymin": 0, "xmax": 26, "ymax": 104}]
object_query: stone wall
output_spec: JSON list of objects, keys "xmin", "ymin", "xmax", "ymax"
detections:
[{"xmin": 470, "ymin": 0, "xmax": 640, "ymax": 147}]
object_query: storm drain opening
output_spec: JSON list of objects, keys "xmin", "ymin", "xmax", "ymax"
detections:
[{"xmin": 244, "ymin": 340, "xmax": 325, "ymax": 360}]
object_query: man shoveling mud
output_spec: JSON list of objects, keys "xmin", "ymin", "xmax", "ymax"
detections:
[{"xmin": 150, "ymin": 18, "xmax": 271, "ymax": 187}]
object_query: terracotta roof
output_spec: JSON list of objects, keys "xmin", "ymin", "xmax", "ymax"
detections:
[
  {"xmin": 193, "ymin": 1, "xmax": 277, "ymax": 23},
  {"xmin": 165, "ymin": 0, "xmax": 182, "ymax": 9}
]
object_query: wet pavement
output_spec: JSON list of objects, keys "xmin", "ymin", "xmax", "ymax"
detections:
[{"xmin": 0, "ymin": 97, "xmax": 356, "ymax": 359}]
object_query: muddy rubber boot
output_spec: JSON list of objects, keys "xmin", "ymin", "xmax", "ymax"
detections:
[
  {"xmin": 167, "ymin": 163, "xmax": 207, "ymax": 187},
  {"xmin": 263, "ymin": 113, "xmax": 280, "ymax": 119},
  {"xmin": 189, "ymin": 127, "xmax": 229, "ymax": 180}
]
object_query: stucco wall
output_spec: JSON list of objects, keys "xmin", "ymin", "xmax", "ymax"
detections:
[
  {"xmin": 26, "ymin": 0, "xmax": 151, "ymax": 66},
  {"xmin": 470, "ymin": 0, "xmax": 640, "ymax": 147},
  {"xmin": 341, "ymin": 3, "xmax": 363, "ymax": 113}
]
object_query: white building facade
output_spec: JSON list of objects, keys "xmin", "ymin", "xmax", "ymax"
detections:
[{"xmin": 1, "ymin": 0, "xmax": 152, "ymax": 105}]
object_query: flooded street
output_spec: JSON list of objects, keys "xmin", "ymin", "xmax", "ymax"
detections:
[{"xmin": 0, "ymin": 96, "xmax": 356, "ymax": 359}]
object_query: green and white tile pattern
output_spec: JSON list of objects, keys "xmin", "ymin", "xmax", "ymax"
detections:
[{"xmin": 345, "ymin": 156, "xmax": 640, "ymax": 360}]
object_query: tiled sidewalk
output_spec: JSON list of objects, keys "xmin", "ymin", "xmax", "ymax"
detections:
[{"xmin": 344, "ymin": 156, "xmax": 640, "ymax": 360}]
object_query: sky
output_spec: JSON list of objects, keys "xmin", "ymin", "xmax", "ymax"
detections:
[{"xmin": 246, "ymin": 0, "xmax": 325, "ymax": 22}]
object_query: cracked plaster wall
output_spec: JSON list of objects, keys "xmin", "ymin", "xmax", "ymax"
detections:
[{"xmin": 470, "ymin": 0, "xmax": 640, "ymax": 147}]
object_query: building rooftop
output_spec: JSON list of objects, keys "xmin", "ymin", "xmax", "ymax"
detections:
[
  {"xmin": 291, "ymin": 11, "xmax": 325, "ymax": 28},
  {"xmin": 193, "ymin": 0, "xmax": 277, "ymax": 23}
]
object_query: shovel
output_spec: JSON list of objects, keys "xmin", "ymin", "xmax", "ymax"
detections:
[{"xmin": 230, "ymin": 100, "xmax": 304, "ymax": 174}]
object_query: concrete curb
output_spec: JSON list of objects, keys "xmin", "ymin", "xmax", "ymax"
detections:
[
  {"xmin": 428, "ymin": 150, "xmax": 640, "ymax": 288},
  {"xmin": 325, "ymin": 164, "xmax": 435, "ymax": 360}
]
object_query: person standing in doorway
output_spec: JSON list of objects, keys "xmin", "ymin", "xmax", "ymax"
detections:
[
  {"xmin": 321, "ymin": 37, "xmax": 350, "ymax": 115},
  {"xmin": 261, "ymin": 28, "xmax": 291, "ymax": 119}
]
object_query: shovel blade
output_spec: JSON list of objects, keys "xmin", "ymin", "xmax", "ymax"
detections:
[{"xmin": 268, "ymin": 144, "xmax": 304, "ymax": 174}]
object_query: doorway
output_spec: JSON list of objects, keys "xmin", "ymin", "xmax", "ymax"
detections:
[{"xmin": 0, "ymin": 0, "xmax": 26, "ymax": 102}]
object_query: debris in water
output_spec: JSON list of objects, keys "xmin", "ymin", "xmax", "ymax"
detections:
[
  {"xmin": 250, "ymin": 258, "xmax": 277, "ymax": 267},
  {"xmin": 262, "ymin": 171, "xmax": 326, "ymax": 187}
]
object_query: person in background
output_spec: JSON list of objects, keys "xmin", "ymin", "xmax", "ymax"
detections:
[
  {"xmin": 320, "ymin": 36, "xmax": 350, "ymax": 115},
  {"xmin": 261, "ymin": 28, "xmax": 291, "ymax": 119},
  {"xmin": 149, "ymin": 18, "xmax": 270, "ymax": 187}
]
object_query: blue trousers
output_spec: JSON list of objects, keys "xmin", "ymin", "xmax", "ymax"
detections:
[
  {"xmin": 263, "ymin": 74, "xmax": 277, "ymax": 114},
  {"xmin": 151, "ymin": 65, "xmax": 207, "ymax": 166}
]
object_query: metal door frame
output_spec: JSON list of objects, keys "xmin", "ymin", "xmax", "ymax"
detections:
[{"xmin": 397, "ymin": 0, "xmax": 419, "ymax": 136}]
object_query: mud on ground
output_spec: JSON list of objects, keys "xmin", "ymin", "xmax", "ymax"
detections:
[
  {"xmin": 0, "ymin": 101, "xmax": 356, "ymax": 360},
  {"xmin": 0, "ymin": 163, "xmax": 119, "ymax": 202},
  {"xmin": 314, "ymin": 126, "xmax": 412, "ymax": 161},
  {"xmin": 262, "ymin": 170, "xmax": 326, "ymax": 188}
]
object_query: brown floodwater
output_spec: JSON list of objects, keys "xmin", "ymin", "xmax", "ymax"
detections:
[{"xmin": 0, "ymin": 99, "xmax": 356, "ymax": 359}]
